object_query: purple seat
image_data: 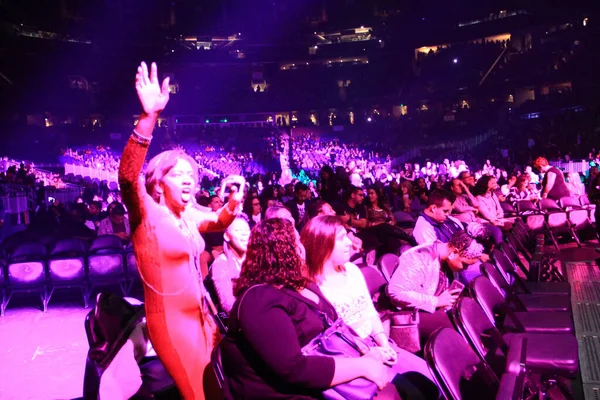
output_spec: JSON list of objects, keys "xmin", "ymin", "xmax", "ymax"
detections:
[
  {"xmin": 47, "ymin": 238, "xmax": 89, "ymax": 309},
  {"xmin": 500, "ymin": 202, "xmax": 517, "ymax": 217},
  {"xmin": 469, "ymin": 276, "xmax": 574, "ymax": 334},
  {"xmin": 559, "ymin": 196, "xmax": 583, "ymax": 211},
  {"xmin": 540, "ymin": 198, "xmax": 580, "ymax": 248},
  {"xmin": 424, "ymin": 328, "xmax": 523, "ymax": 400},
  {"xmin": 377, "ymin": 253, "xmax": 399, "ymax": 282},
  {"xmin": 87, "ymin": 235, "xmax": 126, "ymax": 298},
  {"xmin": 497, "ymin": 243, "xmax": 571, "ymax": 295},
  {"xmin": 515, "ymin": 201, "xmax": 546, "ymax": 235},
  {"xmin": 3, "ymin": 242, "xmax": 49, "ymax": 314},
  {"xmin": 454, "ymin": 297, "xmax": 578, "ymax": 378},
  {"xmin": 482, "ymin": 261, "xmax": 570, "ymax": 312},
  {"xmin": 359, "ymin": 265, "xmax": 387, "ymax": 298}
]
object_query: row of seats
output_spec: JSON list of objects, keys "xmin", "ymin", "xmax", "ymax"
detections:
[
  {"xmin": 0, "ymin": 234, "xmax": 137, "ymax": 315},
  {"xmin": 502, "ymin": 195, "xmax": 597, "ymax": 250},
  {"xmin": 354, "ymin": 221, "xmax": 578, "ymax": 399}
]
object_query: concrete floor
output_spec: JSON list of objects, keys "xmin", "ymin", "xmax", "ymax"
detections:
[{"xmin": 0, "ymin": 302, "xmax": 89, "ymax": 400}]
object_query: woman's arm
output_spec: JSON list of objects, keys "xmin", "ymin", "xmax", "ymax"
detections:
[
  {"xmin": 542, "ymin": 171, "xmax": 556, "ymax": 198},
  {"xmin": 119, "ymin": 62, "xmax": 170, "ymax": 230}
]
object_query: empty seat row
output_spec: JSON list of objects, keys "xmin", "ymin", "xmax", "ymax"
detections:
[
  {"xmin": 0, "ymin": 235, "xmax": 138, "ymax": 316},
  {"xmin": 502, "ymin": 196, "xmax": 597, "ymax": 250}
]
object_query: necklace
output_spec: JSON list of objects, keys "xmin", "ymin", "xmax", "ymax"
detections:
[{"xmin": 137, "ymin": 208, "xmax": 201, "ymax": 297}]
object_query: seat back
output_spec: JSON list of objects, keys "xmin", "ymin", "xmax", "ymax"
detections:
[
  {"xmin": 580, "ymin": 194, "xmax": 592, "ymax": 207},
  {"xmin": 469, "ymin": 276, "xmax": 507, "ymax": 326},
  {"xmin": 569, "ymin": 209, "xmax": 591, "ymax": 229},
  {"xmin": 358, "ymin": 265, "xmax": 387, "ymax": 299},
  {"xmin": 491, "ymin": 250, "xmax": 515, "ymax": 282},
  {"xmin": 89, "ymin": 235, "xmax": 124, "ymax": 254},
  {"xmin": 559, "ymin": 196, "xmax": 582, "ymax": 210},
  {"xmin": 539, "ymin": 198, "xmax": 563, "ymax": 213},
  {"xmin": 481, "ymin": 262, "xmax": 510, "ymax": 298},
  {"xmin": 500, "ymin": 202, "xmax": 516, "ymax": 216},
  {"xmin": 51, "ymin": 238, "xmax": 87, "ymax": 257},
  {"xmin": 453, "ymin": 297, "xmax": 507, "ymax": 376},
  {"xmin": 424, "ymin": 328, "xmax": 499, "ymax": 400},
  {"xmin": 378, "ymin": 253, "xmax": 399, "ymax": 282},
  {"xmin": 10, "ymin": 242, "xmax": 47, "ymax": 262},
  {"xmin": 515, "ymin": 200, "xmax": 539, "ymax": 214}
]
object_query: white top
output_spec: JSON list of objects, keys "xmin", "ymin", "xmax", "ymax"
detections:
[
  {"xmin": 387, "ymin": 243, "xmax": 441, "ymax": 313},
  {"xmin": 318, "ymin": 262, "xmax": 378, "ymax": 339}
]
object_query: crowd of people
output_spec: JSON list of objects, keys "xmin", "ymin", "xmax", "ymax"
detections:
[{"xmin": 11, "ymin": 62, "xmax": 587, "ymax": 400}]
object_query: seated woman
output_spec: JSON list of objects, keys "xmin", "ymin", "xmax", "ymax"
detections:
[
  {"xmin": 302, "ymin": 215, "xmax": 439, "ymax": 400},
  {"xmin": 209, "ymin": 216, "xmax": 251, "ymax": 314},
  {"xmin": 387, "ymin": 231, "xmax": 484, "ymax": 345},
  {"xmin": 364, "ymin": 186, "xmax": 416, "ymax": 255},
  {"xmin": 242, "ymin": 196, "xmax": 262, "ymax": 228},
  {"xmin": 506, "ymin": 174, "xmax": 537, "ymax": 205},
  {"xmin": 221, "ymin": 218, "xmax": 389, "ymax": 399},
  {"xmin": 473, "ymin": 175, "xmax": 511, "ymax": 229}
]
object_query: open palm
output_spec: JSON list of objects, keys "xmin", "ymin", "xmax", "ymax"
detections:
[{"xmin": 135, "ymin": 61, "xmax": 170, "ymax": 115}]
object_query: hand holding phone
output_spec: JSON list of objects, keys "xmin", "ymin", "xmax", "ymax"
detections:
[{"xmin": 448, "ymin": 280, "xmax": 465, "ymax": 293}]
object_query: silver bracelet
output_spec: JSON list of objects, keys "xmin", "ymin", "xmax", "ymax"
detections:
[{"xmin": 131, "ymin": 129, "xmax": 152, "ymax": 145}]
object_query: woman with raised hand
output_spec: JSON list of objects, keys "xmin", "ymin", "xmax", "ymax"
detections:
[{"xmin": 119, "ymin": 61, "xmax": 244, "ymax": 399}]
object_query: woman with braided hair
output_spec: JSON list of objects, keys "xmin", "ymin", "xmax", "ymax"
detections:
[
  {"xmin": 387, "ymin": 230, "xmax": 484, "ymax": 346},
  {"xmin": 119, "ymin": 62, "xmax": 245, "ymax": 399}
]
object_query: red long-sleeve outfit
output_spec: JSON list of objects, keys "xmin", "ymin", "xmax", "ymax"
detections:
[{"xmin": 119, "ymin": 137, "xmax": 235, "ymax": 399}]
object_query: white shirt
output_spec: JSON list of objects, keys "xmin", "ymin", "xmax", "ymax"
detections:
[
  {"xmin": 318, "ymin": 262, "xmax": 378, "ymax": 339},
  {"xmin": 388, "ymin": 243, "xmax": 441, "ymax": 313},
  {"xmin": 297, "ymin": 201, "xmax": 306, "ymax": 221}
]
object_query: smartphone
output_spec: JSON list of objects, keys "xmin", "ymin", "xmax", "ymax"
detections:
[
  {"xmin": 47, "ymin": 197, "xmax": 55, "ymax": 203},
  {"xmin": 448, "ymin": 280, "xmax": 465, "ymax": 292}
]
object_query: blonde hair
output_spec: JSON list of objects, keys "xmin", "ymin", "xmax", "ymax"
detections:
[{"xmin": 145, "ymin": 149, "xmax": 199, "ymax": 202}]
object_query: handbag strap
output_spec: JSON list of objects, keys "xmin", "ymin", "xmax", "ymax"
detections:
[{"xmin": 236, "ymin": 283, "xmax": 267, "ymax": 328}]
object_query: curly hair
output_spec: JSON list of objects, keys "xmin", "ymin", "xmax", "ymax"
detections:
[
  {"xmin": 448, "ymin": 230, "xmax": 484, "ymax": 259},
  {"xmin": 233, "ymin": 218, "xmax": 307, "ymax": 297}
]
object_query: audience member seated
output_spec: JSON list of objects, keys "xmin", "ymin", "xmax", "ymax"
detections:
[
  {"xmin": 387, "ymin": 231, "xmax": 484, "ymax": 347},
  {"xmin": 413, "ymin": 190, "xmax": 462, "ymax": 245},
  {"xmin": 98, "ymin": 202, "xmax": 130, "ymax": 242},
  {"xmin": 285, "ymin": 182, "xmax": 311, "ymax": 230},
  {"xmin": 302, "ymin": 216, "xmax": 439, "ymax": 399},
  {"xmin": 210, "ymin": 216, "xmax": 251, "ymax": 314},
  {"xmin": 242, "ymin": 196, "xmax": 262, "ymax": 228},
  {"xmin": 220, "ymin": 219, "xmax": 390, "ymax": 399},
  {"xmin": 506, "ymin": 174, "xmax": 537, "ymax": 204},
  {"xmin": 364, "ymin": 185, "xmax": 416, "ymax": 255},
  {"xmin": 472, "ymin": 176, "xmax": 511, "ymax": 230}
]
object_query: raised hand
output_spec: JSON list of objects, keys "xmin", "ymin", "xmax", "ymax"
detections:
[
  {"xmin": 135, "ymin": 62, "xmax": 170, "ymax": 116},
  {"xmin": 220, "ymin": 175, "xmax": 246, "ymax": 204}
]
